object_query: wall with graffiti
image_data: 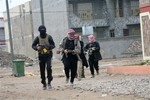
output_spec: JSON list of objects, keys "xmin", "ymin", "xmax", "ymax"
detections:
[{"xmin": 140, "ymin": 0, "xmax": 150, "ymax": 60}]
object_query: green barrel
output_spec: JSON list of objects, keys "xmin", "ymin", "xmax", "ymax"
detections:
[{"xmin": 12, "ymin": 59, "xmax": 25, "ymax": 77}]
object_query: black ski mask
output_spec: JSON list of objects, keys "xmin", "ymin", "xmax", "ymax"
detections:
[
  {"xmin": 40, "ymin": 29, "xmax": 46, "ymax": 38},
  {"xmin": 38, "ymin": 25, "xmax": 46, "ymax": 38}
]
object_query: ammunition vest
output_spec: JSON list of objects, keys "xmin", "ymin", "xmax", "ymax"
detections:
[{"xmin": 38, "ymin": 34, "xmax": 50, "ymax": 54}]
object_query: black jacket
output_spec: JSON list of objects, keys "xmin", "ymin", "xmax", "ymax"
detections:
[
  {"xmin": 84, "ymin": 41, "xmax": 102, "ymax": 61},
  {"xmin": 79, "ymin": 41, "xmax": 88, "ymax": 67}
]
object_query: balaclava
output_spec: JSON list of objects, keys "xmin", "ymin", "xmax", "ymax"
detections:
[{"xmin": 38, "ymin": 25, "xmax": 46, "ymax": 38}]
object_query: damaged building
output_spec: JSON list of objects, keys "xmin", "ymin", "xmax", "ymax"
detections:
[{"xmin": 4, "ymin": 0, "xmax": 142, "ymax": 59}]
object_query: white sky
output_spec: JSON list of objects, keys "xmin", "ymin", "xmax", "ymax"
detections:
[{"xmin": 0, "ymin": 0, "xmax": 31, "ymax": 17}]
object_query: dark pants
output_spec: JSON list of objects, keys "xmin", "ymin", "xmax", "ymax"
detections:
[
  {"xmin": 81, "ymin": 66, "xmax": 85, "ymax": 77},
  {"xmin": 62, "ymin": 56, "xmax": 78, "ymax": 83},
  {"xmin": 39, "ymin": 56, "xmax": 53, "ymax": 85},
  {"xmin": 88, "ymin": 59, "xmax": 99, "ymax": 75}
]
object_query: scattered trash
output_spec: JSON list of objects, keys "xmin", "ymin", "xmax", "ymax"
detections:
[
  {"xmin": 25, "ymin": 72, "xmax": 34, "ymax": 76},
  {"xmin": 0, "ymin": 76, "xmax": 3, "ymax": 78},
  {"xmin": 101, "ymin": 94, "xmax": 107, "ymax": 97}
]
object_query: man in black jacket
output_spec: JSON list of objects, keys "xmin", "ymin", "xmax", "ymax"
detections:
[
  {"xmin": 32, "ymin": 25, "xmax": 55, "ymax": 90},
  {"xmin": 57, "ymin": 29, "xmax": 81, "ymax": 85},
  {"xmin": 84, "ymin": 35, "xmax": 102, "ymax": 78}
]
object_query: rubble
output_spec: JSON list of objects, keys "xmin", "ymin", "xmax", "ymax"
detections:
[
  {"xmin": 0, "ymin": 51, "xmax": 33, "ymax": 67},
  {"xmin": 74, "ymin": 75, "xmax": 150, "ymax": 99}
]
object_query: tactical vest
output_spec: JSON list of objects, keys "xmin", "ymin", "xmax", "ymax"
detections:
[{"xmin": 38, "ymin": 34, "xmax": 50, "ymax": 54}]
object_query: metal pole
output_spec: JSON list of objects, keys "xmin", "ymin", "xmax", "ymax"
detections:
[
  {"xmin": 40, "ymin": 0, "xmax": 44, "ymax": 25},
  {"xmin": 6, "ymin": 0, "xmax": 14, "ymax": 60}
]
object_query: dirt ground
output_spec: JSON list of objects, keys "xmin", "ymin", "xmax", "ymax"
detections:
[{"xmin": 0, "ymin": 59, "xmax": 147, "ymax": 100}]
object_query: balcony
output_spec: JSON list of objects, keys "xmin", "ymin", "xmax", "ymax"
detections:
[
  {"xmin": 126, "ymin": 16, "xmax": 140, "ymax": 25},
  {"xmin": 69, "ymin": 13, "xmax": 109, "ymax": 28}
]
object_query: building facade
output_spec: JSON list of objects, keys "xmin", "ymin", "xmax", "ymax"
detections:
[
  {"xmin": 69, "ymin": 0, "xmax": 140, "ymax": 37},
  {"xmin": 31, "ymin": 0, "xmax": 142, "ymax": 59},
  {"xmin": 0, "ymin": 17, "xmax": 5, "ymax": 50},
  {"xmin": 4, "ymin": 0, "xmax": 142, "ymax": 59},
  {"xmin": 31, "ymin": 0, "xmax": 69, "ymax": 59},
  {"xmin": 4, "ymin": 1, "xmax": 36, "ymax": 59},
  {"xmin": 68, "ymin": 0, "xmax": 142, "ymax": 58},
  {"xmin": 0, "ymin": 17, "xmax": 5, "ymax": 44}
]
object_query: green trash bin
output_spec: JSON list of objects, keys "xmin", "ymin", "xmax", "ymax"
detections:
[{"xmin": 12, "ymin": 59, "xmax": 25, "ymax": 77}]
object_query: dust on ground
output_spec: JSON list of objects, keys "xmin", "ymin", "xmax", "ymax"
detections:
[{"xmin": 0, "ymin": 55, "xmax": 149, "ymax": 100}]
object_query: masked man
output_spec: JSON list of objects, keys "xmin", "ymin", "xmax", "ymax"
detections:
[
  {"xmin": 84, "ymin": 35, "xmax": 102, "ymax": 78},
  {"xmin": 32, "ymin": 25, "xmax": 55, "ymax": 90}
]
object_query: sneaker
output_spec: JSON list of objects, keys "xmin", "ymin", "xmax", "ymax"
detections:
[
  {"xmin": 91, "ymin": 75, "xmax": 95, "ymax": 78},
  {"xmin": 96, "ymin": 70, "xmax": 99, "ymax": 75},
  {"xmin": 75, "ymin": 74, "xmax": 78, "ymax": 78},
  {"xmin": 65, "ymin": 78, "xmax": 69, "ymax": 83},
  {"xmin": 70, "ymin": 82, "xmax": 74, "ymax": 87},
  {"xmin": 78, "ymin": 78, "xmax": 81, "ymax": 81},
  {"xmin": 43, "ymin": 84, "xmax": 47, "ymax": 90},
  {"xmin": 48, "ymin": 84, "xmax": 52, "ymax": 89}
]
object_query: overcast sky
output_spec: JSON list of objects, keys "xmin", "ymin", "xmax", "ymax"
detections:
[{"xmin": 0, "ymin": 0, "xmax": 31, "ymax": 17}]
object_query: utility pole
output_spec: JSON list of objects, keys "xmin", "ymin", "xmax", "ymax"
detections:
[
  {"xmin": 40, "ymin": 0, "xmax": 44, "ymax": 25},
  {"xmin": 6, "ymin": 0, "xmax": 14, "ymax": 60}
]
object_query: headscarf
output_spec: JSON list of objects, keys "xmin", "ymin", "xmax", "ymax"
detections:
[
  {"xmin": 74, "ymin": 34, "xmax": 82, "ymax": 41},
  {"xmin": 74, "ymin": 34, "xmax": 80, "ymax": 39},
  {"xmin": 88, "ymin": 35, "xmax": 95, "ymax": 43},
  {"xmin": 67, "ymin": 28, "xmax": 75, "ymax": 40}
]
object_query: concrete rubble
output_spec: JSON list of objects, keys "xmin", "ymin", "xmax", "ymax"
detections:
[
  {"xmin": 74, "ymin": 75, "xmax": 150, "ymax": 99},
  {"xmin": 0, "ymin": 51, "xmax": 33, "ymax": 67}
]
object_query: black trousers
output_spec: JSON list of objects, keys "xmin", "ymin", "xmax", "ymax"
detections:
[
  {"xmin": 88, "ymin": 59, "xmax": 99, "ymax": 75},
  {"xmin": 81, "ymin": 66, "xmax": 85, "ymax": 77},
  {"xmin": 62, "ymin": 56, "xmax": 77, "ymax": 83},
  {"xmin": 39, "ymin": 56, "xmax": 53, "ymax": 85}
]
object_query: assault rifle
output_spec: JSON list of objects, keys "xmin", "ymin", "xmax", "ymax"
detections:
[
  {"xmin": 63, "ymin": 49, "xmax": 78, "ymax": 58},
  {"xmin": 38, "ymin": 44, "xmax": 49, "ymax": 54},
  {"xmin": 88, "ymin": 47, "xmax": 95, "ymax": 55}
]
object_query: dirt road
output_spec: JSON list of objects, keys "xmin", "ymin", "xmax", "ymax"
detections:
[{"xmin": 0, "ymin": 59, "xmax": 148, "ymax": 100}]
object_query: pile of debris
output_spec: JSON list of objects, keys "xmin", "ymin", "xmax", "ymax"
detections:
[{"xmin": 0, "ymin": 51, "xmax": 34, "ymax": 67}]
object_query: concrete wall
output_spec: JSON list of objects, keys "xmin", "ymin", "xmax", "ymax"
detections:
[
  {"xmin": 139, "ymin": 0, "xmax": 150, "ymax": 60},
  {"xmin": 0, "ymin": 28, "xmax": 5, "ymax": 40},
  {"xmin": 31, "ymin": 0, "xmax": 69, "ymax": 59},
  {"xmin": 0, "ymin": 18, "xmax": 4, "ymax": 27},
  {"xmin": 81, "ymin": 35, "xmax": 142, "ymax": 59},
  {"xmin": 0, "ymin": 17, "xmax": 5, "ymax": 40},
  {"xmin": 0, "ymin": 17, "xmax": 6, "ymax": 50},
  {"xmin": 4, "ymin": 1, "xmax": 36, "ymax": 59},
  {"xmin": 98, "ymin": 36, "xmax": 142, "ymax": 58},
  {"xmin": 0, "ymin": 18, "xmax": 5, "ymax": 41}
]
